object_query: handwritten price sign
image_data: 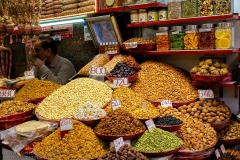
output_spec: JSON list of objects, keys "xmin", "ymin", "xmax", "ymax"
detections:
[
  {"xmin": 24, "ymin": 70, "xmax": 35, "ymax": 79},
  {"xmin": 113, "ymin": 78, "xmax": 129, "ymax": 88},
  {"xmin": 215, "ymin": 149, "xmax": 220, "ymax": 159},
  {"xmin": 89, "ymin": 66, "xmax": 106, "ymax": 75},
  {"xmin": 198, "ymin": 90, "xmax": 214, "ymax": 99},
  {"xmin": 60, "ymin": 118, "xmax": 73, "ymax": 138},
  {"xmin": 145, "ymin": 119, "xmax": 156, "ymax": 132},
  {"xmin": 113, "ymin": 137, "xmax": 124, "ymax": 152},
  {"xmin": 220, "ymin": 144, "xmax": 226, "ymax": 154},
  {"xmin": 0, "ymin": 89, "xmax": 15, "ymax": 98},
  {"xmin": 160, "ymin": 100, "xmax": 172, "ymax": 108},
  {"xmin": 111, "ymin": 99, "xmax": 121, "ymax": 110}
]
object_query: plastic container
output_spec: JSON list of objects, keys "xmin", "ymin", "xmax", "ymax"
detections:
[
  {"xmin": 214, "ymin": 0, "xmax": 232, "ymax": 15},
  {"xmin": 198, "ymin": 0, "xmax": 214, "ymax": 16},
  {"xmin": 159, "ymin": 9, "xmax": 168, "ymax": 20},
  {"xmin": 168, "ymin": 0, "xmax": 182, "ymax": 19},
  {"xmin": 139, "ymin": 9, "xmax": 148, "ymax": 22},
  {"xmin": 199, "ymin": 23, "xmax": 215, "ymax": 49},
  {"xmin": 182, "ymin": 0, "xmax": 198, "ymax": 18},
  {"xmin": 156, "ymin": 27, "xmax": 170, "ymax": 50},
  {"xmin": 184, "ymin": 25, "xmax": 198, "ymax": 50},
  {"xmin": 148, "ymin": 8, "xmax": 158, "ymax": 22},
  {"xmin": 130, "ymin": 10, "xmax": 139, "ymax": 23},
  {"xmin": 215, "ymin": 22, "xmax": 233, "ymax": 49},
  {"xmin": 170, "ymin": 26, "xmax": 184, "ymax": 50}
]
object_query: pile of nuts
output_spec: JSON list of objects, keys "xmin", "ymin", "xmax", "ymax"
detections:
[
  {"xmin": 14, "ymin": 78, "xmax": 61, "ymax": 101},
  {"xmin": 0, "ymin": 100, "xmax": 35, "ymax": 117},
  {"xmin": 131, "ymin": 61, "xmax": 198, "ymax": 102},
  {"xmin": 178, "ymin": 98, "xmax": 231, "ymax": 123},
  {"xmin": 218, "ymin": 119, "xmax": 240, "ymax": 140},
  {"xmin": 123, "ymin": 37, "xmax": 154, "ymax": 44},
  {"xmin": 36, "ymin": 78, "xmax": 112, "ymax": 119}
]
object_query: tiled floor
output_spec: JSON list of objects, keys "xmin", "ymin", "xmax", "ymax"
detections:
[{"xmin": 2, "ymin": 148, "xmax": 35, "ymax": 160}]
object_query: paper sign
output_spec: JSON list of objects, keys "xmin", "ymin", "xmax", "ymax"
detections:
[
  {"xmin": 89, "ymin": 66, "xmax": 106, "ymax": 75},
  {"xmin": 198, "ymin": 90, "xmax": 214, "ymax": 99},
  {"xmin": 215, "ymin": 149, "xmax": 220, "ymax": 159},
  {"xmin": 113, "ymin": 137, "xmax": 124, "ymax": 152},
  {"xmin": 113, "ymin": 78, "xmax": 129, "ymax": 88},
  {"xmin": 24, "ymin": 70, "xmax": 35, "ymax": 79},
  {"xmin": 220, "ymin": 144, "xmax": 226, "ymax": 154},
  {"xmin": 111, "ymin": 99, "xmax": 121, "ymax": 110},
  {"xmin": 142, "ymin": 104, "xmax": 147, "ymax": 111},
  {"xmin": 160, "ymin": 100, "xmax": 172, "ymax": 107},
  {"xmin": 125, "ymin": 42, "xmax": 137, "ymax": 49},
  {"xmin": 145, "ymin": 119, "xmax": 156, "ymax": 132},
  {"xmin": 60, "ymin": 118, "xmax": 73, "ymax": 138},
  {"xmin": 0, "ymin": 89, "xmax": 15, "ymax": 98}
]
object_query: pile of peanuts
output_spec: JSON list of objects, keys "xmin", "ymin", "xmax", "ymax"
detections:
[{"xmin": 36, "ymin": 78, "xmax": 112, "ymax": 119}]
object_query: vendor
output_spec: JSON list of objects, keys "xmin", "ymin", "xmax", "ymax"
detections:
[{"xmin": 32, "ymin": 36, "xmax": 76, "ymax": 85}]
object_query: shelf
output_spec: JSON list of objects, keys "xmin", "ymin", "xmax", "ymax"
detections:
[
  {"xmin": 127, "ymin": 14, "xmax": 239, "ymax": 27},
  {"xmin": 133, "ymin": 48, "xmax": 240, "ymax": 55},
  {"xmin": 192, "ymin": 81, "xmax": 236, "ymax": 87},
  {"xmin": 41, "ymin": 28, "xmax": 68, "ymax": 33},
  {"xmin": 97, "ymin": 2, "xmax": 167, "ymax": 13}
]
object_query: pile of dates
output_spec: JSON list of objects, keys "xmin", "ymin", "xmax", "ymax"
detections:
[{"xmin": 108, "ymin": 62, "xmax": 136, "ymax": 77}]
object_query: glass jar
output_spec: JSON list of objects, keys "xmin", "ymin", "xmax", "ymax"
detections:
[
  {"xmin": 156, "ymin": 27, "xmax": 170, "ymax": 50},
  {"xmin": 148, "ymin": 8, "xmax": 158, "ymax": 22},
  {"xmin": 182, "ymin": 0, "xmax": 198, "ymax": 18},
  {"xmin": 168, "ymin": 0, "xmax": 182, "ymax": 19},
  {"xmin": 199, "ymin": 23, "xmax": 215, "ymax": 49},
  {"xmin": 214, "ymin": 0, "xmax": 232, "ymax": 15},
  {"xmin": 159, "ymin": 9, "xmax": 168, "ymax": 20},
  {"xmin": 170, "ymin": 26, "xmax": 184, "ymax": 50},
  {"xmin": 139, "ymin": 9, "xmax": 148, "ymax": 22},
  {"xmin": 215, "ymin": 22, "xmax": 233, "ymax": 49},
  {"xmin": 130, "ymin": 10, "xmax": 139, "ymax": 23},
  {"xmin": 184, "ymin": 25, "xmax": 198, "ymax": 50},
  {"xmin": 198, "ymin": 0, "xmax": 214, "ymax": 16}
]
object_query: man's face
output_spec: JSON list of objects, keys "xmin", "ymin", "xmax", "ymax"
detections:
[{"xmin": 34, "ymin": 42, "xmax": 48, "ymax": 61}]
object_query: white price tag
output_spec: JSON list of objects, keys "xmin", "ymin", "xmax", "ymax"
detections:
[
  {"xmin": 171, "ymin": 31, "xmax": 179, "ymax": 35},
  {"xmin": 113, "ymin": 78, "xmax": 129, "ymax": 88},
  {"xmin": 142, "ymin": 104, "xmax": 147, "ymax": 111},
  {"xmin": 198, "ymin": 90, "xmax": 214, "ymax": 99},
  {"xmin": 89, "ymin": 66, "xmax": 106, "ymax": 75},
  {"xmin": 145, "ymin": 119, "xmax": 156, "ymax": 132},
  {"xmin": 60, "ymin": 118, "xmax": 73, "ymax": 131},
  {"xmin": 113, "ymin": 137, "xmax": 124, "ymax": 152},
  {"xmin": 220, "ymin": 144, "xmax": 226, "ymax": 154},
  {"xmin": 160, "ymin": 100, "xmax": 172, "ymax": 108},
  {"xmin": 215, "ymin": 149, "xmax": 220, "ymax": 159},
  {"xmin": 111, "ymin": 99, "xmax": 121, "ymax": 110},
  {"xmin": 0, "ymin": 89, "xmax": 15, "ymax": 98},
  {"xmin": 24, "ymin": 70, "xmax": 35, "ymax": 79},
  {"xmin": 125, "ymin": 42, "xmax": 137, "ymax": 49}
]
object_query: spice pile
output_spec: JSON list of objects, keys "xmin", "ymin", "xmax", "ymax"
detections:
[
  {"xmin": 98, "ymin": 144, "xmax": 149, "ymax": 160},
  {"xmin": 132, "ymin": 128, "xmax": 182, "ymax": 152},
  {"xmin": 218, "ymin": 119, "xmax": 240, "ymax": 140},
  {"xmin": 33, "ymin": 120, "xmax": 108, "ymax": 160},
  {"xmin": 94, "ymin": 109, "xmax": 146, "ymax": 136},
  {"xmin": 155, "ymin": 115, "xmax": 183, "ymax": 126},
  {"xmin": 108, "ymin": 62, "xmax": 136, "ymax": 77},
  {"xmin": 36, "ymin": 78, "xmax": 112, "ymax": 119},
  {"xmin": 131, "ymin": 61, "xmax": 198, "ymax": 102},
  {"xmin": 14, "ymin": 78, "xmax": 61, "ymax": 101}
]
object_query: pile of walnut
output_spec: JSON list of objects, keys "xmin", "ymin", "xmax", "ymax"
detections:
[
  {"xmin": 178, "ymin": 98, "xmax": 231, "ymax": 123},
  {"xmin": 190, "ymin": 59, "xmax": 230, "ymax": 75}
]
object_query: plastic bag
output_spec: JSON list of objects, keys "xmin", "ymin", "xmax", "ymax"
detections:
[{"xmin": 78, "ymin": 54, "xmax": 110, "ymax": 76}]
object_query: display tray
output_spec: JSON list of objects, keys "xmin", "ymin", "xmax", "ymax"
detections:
[
  {"xmin": 94, "ymin": 130, "xmax": 145, "ymax": 141},
  {"xmin": 121, "ymin": 43, "xmax": 156, "ymax": 52},
  {"xmin": 139, "ymin": 143, "xmax": 183, "ymax": 157},
  {"xmin": 106, "ymin": 74, "xmax": 138, "ymax": 83},
  {"xmin": 191, "ymin": 74, "xmax": 226, "ymax": 83},
  {"xmin": 0, "ymin": 108, "xmax": 35, "ymax": 121},
  {"xmin": 218, "ymin": 137, "xmax": 240, "ymax": 146},
  {"xmin": 145, "ymin": 98, "xmax": 197, "ymax": 108},
  {"xmin": 208, "ymin": 114, "xmax": 231, "ymax": 130},
  {"xmin": 155, "ymin": 123, "xmax": 183, "ymax": 132},
  {"xmin": 73, "ymin": 116, "xmax": 105, "ymax": 127},
  {"xmin": 138, "ymin": 116, "xmax": 159, "ymax": 123},
  {"xmin": 222, "ymin": 74, "xmax": 233, "ymax": 82},
  {"xmin": 0, "ymin": 115, "xmax": 33, "ymax": 129},
  {"xmin": 35, "ymin": 111, "xmax": 62, "ymax": 126}
]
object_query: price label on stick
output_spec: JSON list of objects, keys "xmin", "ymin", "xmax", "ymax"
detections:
[
  {"xmin": 220, "ymin": 144, "xmax": 226, "ymax": 154},
  {"xmin": 215, "ymin": 149, "xmax": 220, "ymax": 159},
  {"xmin": 89, "ymin": 66, "xmax": 106, "ymax": 75},
  {"xmin": 60, "ymin": 118, "xmax": 73, "ymax": 138},
  {"xmin": 111, "ymin": 99, "xmax": 121, "ymax": 110},
  {"xmin": 145, "ymin": 119, "xmax": 156, "ymax": 132},
  {"xmin": 0, "ymin": 89, "xmax": 15, "ymax": 98},
  {"xmin": 142, "ymin": 104, "xmax": 147, "ymax": 111},
  {"xmin": 113, "ymin": 137, "xmax": 124, "ymax": 152},
  {"xmin": 198, "ymin": 89, "xmax": 214, "ymax": 99},
  {"xmin": 24, "ymin": 70, "xmax": 35, "ymax": 79},
  {"xmin": 160, "ymin": 100, "xmax": 172, "ymax": 108},
  {"xmin": 113, "ymin": 78, "xmax": 129, "ymax": 88}
]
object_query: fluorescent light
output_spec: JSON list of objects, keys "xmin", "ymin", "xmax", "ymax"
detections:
[{"xmin": 40, "ymin": 19, "xmax": 84, "ymax": 27}]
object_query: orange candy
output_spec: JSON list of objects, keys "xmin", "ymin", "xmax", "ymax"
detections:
[{"xmin": 156, "ymin": 34, "xmax": 170, "ymax": 50}]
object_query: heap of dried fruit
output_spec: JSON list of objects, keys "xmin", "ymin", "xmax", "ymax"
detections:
[
  {"xmin": 218, "ymin": 119, "xmax": 240, "ymax": 140},
  {"xmin": 215, "ymin": 22, "xmax": 232, "ymax": 49}
]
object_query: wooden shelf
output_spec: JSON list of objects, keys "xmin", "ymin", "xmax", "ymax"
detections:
[
  {"xmin": 192, "ymin": 81, "xmax": 236, "ymax": 87},
  {"xmin": 127, "ymin": 14, "xmax": 239, "ymax": 27}
]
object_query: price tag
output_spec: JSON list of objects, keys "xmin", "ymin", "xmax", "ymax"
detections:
[
  {"xmin": 89, "ymin": 66, "xmax": 106, "ymax": 75},
  {"xmin": 125, "ymin": 42, "xmax": 137, "ymax": 49},
  {"xmin": 220, "ymin": 144, "xmax": 226, "ymax": 154},
  {"xmin": 111, "ymin": 99, "xmax": 121, "ymax": 110},
  {"xmin": 160, "ymin": 100, "xmax": 172, "ymax": 108},
  {"xmin": 215, "ymin": 149, "xmax": 220, "ymax": 159},
  {"xmin": 198, "ymin": 90, "xmax": 214, "ymax": 99},
  {"xmin": 24, "ymin": 70, "xmax": 35, "ymax": 79},
  {"xmin": 60, "ymin": 118, "xmax": 73, "ymax": 138},
  {"xmin": 113, "ymin": 78, "xmax": 129, "ymax": 88},
  {"xmin": 0, "ymin": 89, "xmax": 15, "ymax": 98},
  {"xmin": 145, "ymin": 119, "xmax": 156, "ymax": 132},
  {"xmin": 142, "ymin": 104, "xmax": 147, "ymax": 111},
  {"xmin": 113, "ymin": 137, "xmax": 124, "ymax": 152}
]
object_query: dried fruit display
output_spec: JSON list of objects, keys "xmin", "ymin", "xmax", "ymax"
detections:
[
  {"xmin": 198, "ymin": 0, "xmax": 214, "ymax": 16},
  {"xmin": 199, "ymin": 24, "xmax": 215, "ymax": 49},
  {"xmin": 123, "ymin": 55, "xmax": 140, "ymax": 68},
  {"xmin": 182, "ymin": 0, "xmax": 198, "ymax": 18},
  {"xmin": 184, "ymin": 25, "xmax": 199, "ymax": 50},
  {"xmin": 156, "ymin": 27, "xmax": 170, "ymax": 50},
  {"xmin": 170, "ymin": 29, "xmax": 184, "ymax": 50},
  {"xmin": 214, "ymin": 0, "xmax": 232, "ymax": 15},
  {"xmin": 168, "ymin": 0, "xmax": 182, "ymax": 19},
  {"xmin": 218, "ymin": 119, "xmax": 240, "ymax": 140},
  {"xmin": 215, "ymin": 23, "xmax": 232, "ymax": 49},
  {"xmin": 108, "ymin": 62, "xmax": 136, "ymax": 77}
]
